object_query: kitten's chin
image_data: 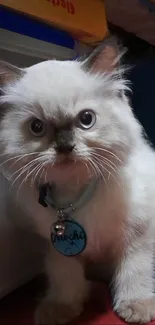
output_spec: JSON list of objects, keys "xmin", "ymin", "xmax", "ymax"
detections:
[{"xmin": 41, "ymin": 160, "xmax": 92, "ymax": 187}]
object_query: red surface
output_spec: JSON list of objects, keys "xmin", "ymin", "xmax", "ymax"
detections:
[{"xmin": 0, "ymin": 278, "xmax": 155, "ymax": 325}]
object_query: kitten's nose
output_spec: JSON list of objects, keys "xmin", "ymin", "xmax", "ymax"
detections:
[
  {"xmin": 55, "ymin": 127, "xmax": 74, "ymax": 154},
  {"xmin": 56, "ymin": 144, "xmax": 75, "ymax": 154}
]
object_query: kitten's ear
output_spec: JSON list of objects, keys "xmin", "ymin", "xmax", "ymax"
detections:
[
  {"xmin": 82, "ymin": 36, "xmax": 125, "ymax": 74},
  {"xmin": 0, "ymin": 61, "xmax": 23, "ymax": 90}
]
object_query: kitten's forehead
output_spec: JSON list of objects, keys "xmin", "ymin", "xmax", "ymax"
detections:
[
  {"xmin": 8, "ymin": 60, "xmax": 99, "ymax": 118},
  {"xmin": 24, "ymin": 60, "xmax": 97, "ymax": 98}
]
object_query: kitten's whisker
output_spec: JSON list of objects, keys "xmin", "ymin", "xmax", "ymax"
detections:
[
  {"xmin": 11, "ymin": 162, "xmax": 36, "ymax": 183},
  {"xmin": 31, "ymin": 162, "xmax": 43, "ymax": 183},
  {"xmin": 0, "ymin": 152, "xmax": 43, "ymax": 180},
  {"xmin": 10, "ymin": 167, "xmax": 28, "ymax": 189},
  {"xmin": 0, "ymin": 151, "xmax": 41, "ymax": 160},
  {"xmin": 87, "ymin": 158, "xmax": 98, "ymax": 179},
  {"xmin": 29, "ymin": 163, "xmax": 46, "ymax": 186},
  {"xmin": 10, "ymin": 156, "xmax": 43, "ymax": 179},
  {"xmin": 9, "ymin": 153, "xmax": 39, "ymax": 170},
  {"xmin": 33, "ymin": 163, "xmax": 45, "ymax": 186},
  {"xmin": 0, "ymin": 152, "xmax": 38, "ymax": 169},
  {"xmin": 94, "ymin": 160, "xmax": 108, "ymax": 189},
  {"xmin": 84, "ymin": 161, "xmax": 92, "ymax": 178},
  {"xmin": 29, "ymin": 164, "xmax": 42, "ymax": 189},
  {"xmin": 10, "ymin": 159, "xmax": 40, "ymax": 189},
  {"xmin": 16, "ymin": 163, "xmax": 41, "ymax": 197},
  {"xmin": 38, "ymin": 167, "xmax": 45, "ymax": 186},
  {"xmin": 92, "ymin": 156, "xmax": 122, "ymax": 190},
  {"xmin": 91, "ymin": 152, "xmax": 120, "ymax": 171},
  {"xmin": 0, "ymin": 155, "xmax": 22, "ymax": 166},
  {"xmin": 103, "ymin": 163, "xmax": 122, "ymax": 190},
  {"xmin": 16, "ymin": 169, "xmax": 31, "ymax": 198},
  {"xmin": 90, "ymin": 155, "xmax": 111, "ymax": 185},
  {"xmin": 44, "ymin": 165, "xmax": 50, "ymax": 184},
  {"xmin": 102, "ymin": 159, "xmax": 120, "ymax": 178},
  {"xmin": 88, "ymin": 157, "xmax": 108, "ymax": 189},
  {"xmin": 17, "ymin": 161, "xmax": 44, "ymax": 193},
  {"xmin": 91, "ymin": 155, "xmax": 119, "ymax": 174},
  {"xmin": 91, "ymin": 147, "xmax": 124, "ymax": 164},
  {"xmin": 10, "ymin": 168, "xmax": 27, "ymax": 192},
  {"xmin": 91, "ymin": 153, "xmax": 120, "ymax": 177}
]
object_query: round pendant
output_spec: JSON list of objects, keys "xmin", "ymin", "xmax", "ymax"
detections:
[{"xmin": 51, "ymin": 220, "xmax": 87, "ymax": 257}]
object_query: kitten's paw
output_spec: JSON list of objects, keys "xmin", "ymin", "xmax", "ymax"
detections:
[
  {"xmin": 116, "ymin": 298, "xmax": 155, "ymax": 323},
  {"xmin": 35, "ymin": 299, "xmax": 83, "ymax": 325}
]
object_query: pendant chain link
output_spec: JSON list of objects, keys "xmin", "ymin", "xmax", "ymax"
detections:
[{"xmin": 57, "ymin": 204, "xmax": 75, "ymax": 221}]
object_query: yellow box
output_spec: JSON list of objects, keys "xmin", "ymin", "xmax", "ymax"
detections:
[{"xmin": 0, "ymin": 0, "xmax": 108, "ymax": 44}]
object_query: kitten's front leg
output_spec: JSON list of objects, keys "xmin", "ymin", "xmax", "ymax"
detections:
[
  {"xmin": 113, "ymin": 241, "xmax": 155, "ymax": 323},
  {"xmin": 35, "ymin": 249, "xmax": 90, "ymax": 325}
]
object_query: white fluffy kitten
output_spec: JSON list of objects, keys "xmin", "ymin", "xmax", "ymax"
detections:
[{"xmin": 0, "ymin": 37, "xmax": 155, "ymax": 324}]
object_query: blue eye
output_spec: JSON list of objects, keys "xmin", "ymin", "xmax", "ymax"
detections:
[{"xmin": 78, "ymin": 110, "xmax": 96, "ymax": 129}]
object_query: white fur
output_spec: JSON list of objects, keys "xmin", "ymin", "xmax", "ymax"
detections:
[{"xmin": 0, "ymin": 58, "xmax": 155, "ymax": 324}]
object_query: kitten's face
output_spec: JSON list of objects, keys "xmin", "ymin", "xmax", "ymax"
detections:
[{"xmin": 0, "ymin": 39, "xmax": 140, "ymax": 188}]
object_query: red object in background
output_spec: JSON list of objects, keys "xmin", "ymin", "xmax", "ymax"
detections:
[{"xmin": 0, "ymin": 277, "xmax": 154, "ymax": 325}]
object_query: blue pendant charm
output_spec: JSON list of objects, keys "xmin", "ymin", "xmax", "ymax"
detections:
[{"xmin": 51, "ymin": 220, "xmax": 87, "ymax": 257}]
